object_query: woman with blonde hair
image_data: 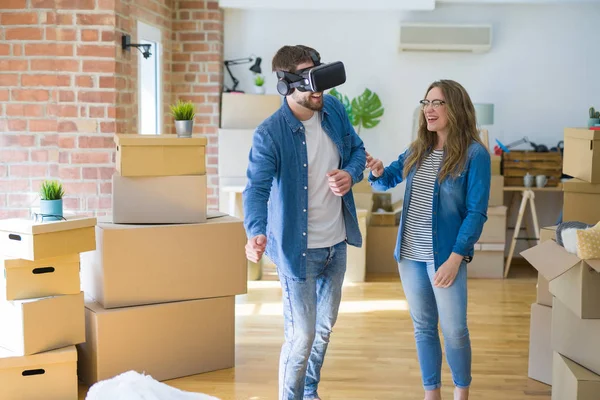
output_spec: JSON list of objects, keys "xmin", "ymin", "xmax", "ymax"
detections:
[{"xmin": 366, "ymin": 80, "xmax": 491, "ymax": 400}]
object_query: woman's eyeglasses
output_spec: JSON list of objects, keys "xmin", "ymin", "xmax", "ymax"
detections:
[
  {"xmin": 420, "ymin": 99, "xmax": 446, "ymax": 110},
  {"xmin": 31, "ymin": 213, "xmax": 67, "ymax": 223}
]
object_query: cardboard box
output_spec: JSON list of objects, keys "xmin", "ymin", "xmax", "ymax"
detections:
[
  {"xmin": 220, "ymin": 93, "xmax": 281, "ymax": 129},
  {"xmin": 491, "ymin": 155, "xmax": 501, "ymax": 175},
  {"xmin": 80, "ymin": 213, "xmax": 247, "ymax": 308},
  {"xmin": 0, "ymin": 292, "xmax": 84, "ymax": 356},
  {"xmin": 537, "ymin": 226, "xmax": 557, "ymax": 307},
  {"xmin": 114, "ymin": 134, "xmax": 207, "ymax": 177},
  {"xmin": 2, "ymin": 254, "xmax": 80, "ymax": 301},
  {"xmin": 552, "ymin": 352, "xmax": 600, "ymax": 400},
  {"xmin": 479, "ymin": 206, "xmax": 507, "ymax": 243},
  {"xmin": 366, "ymin": 225, "xmax": 398, "ymax": 275},
  {"xmin": 77, "ymin": 296, "xmax": 235, "ymax": 385},
  {"xmin": 0, "ymin": 345, "xmax": 78, "ymax": 400},
  {"xmin": 370, "ymin": 200, "xmax": 402, "ymax": 227},
  {"xmin": 467, "ymin": 243, "xmax": 504, "ymax": 278},
  {"xmin": 563, "ymin": 128, "xmax": 600, "ymax": 183},
  {"xmin": 346, "ymin": 209, "xmax": 367, "ymax": 283},
  {"xmin": 552, "ymin": 298, "xmax": 600, "ymax": 376},
  {"xmin": 112, "ymin": 174, "xmax": 207, "ymax": 224},
  {"xmin": 521, "ymin": 239, "xmax": 600, "ymax": 319},
  {"xmin": 218, "ymin": 128, "xmax": 254, "ymax": 179},
  {"xmin": 0, "ymin": 217, "xmax": 96, "ymax": 262},
  {"xmin": 489, "ymin": 175, "xmax": 504, "ymax": 206},
  {"xmin": 528, "ymin": 303, "xmax": 552, "ymax": 385},
  {"xmin": 563, "ymin": 179, "xmax": 600, "ymax": 225}
]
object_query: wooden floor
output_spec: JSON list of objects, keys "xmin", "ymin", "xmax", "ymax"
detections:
[{"xmin": 78, "ymin": 265, "xmax": 551, "ymax": 400}]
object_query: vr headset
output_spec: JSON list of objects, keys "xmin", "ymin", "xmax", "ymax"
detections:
[{"xmin": 276, "ymin": 50, "xmax": 346, "ymax": 96}]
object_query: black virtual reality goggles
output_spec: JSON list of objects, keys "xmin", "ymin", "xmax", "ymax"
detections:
[{"xmin": 276, "ymin": 51, "xmax": 346, "ymax": 96}]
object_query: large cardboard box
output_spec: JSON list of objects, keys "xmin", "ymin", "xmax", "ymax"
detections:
[
  {"xmin": 0, "ymin": 345, "xmax": 78, "ymax": 400},
  {"xmin": 537, "ymin": 226, "xmax": 557, "ymax": 307},
  {"xmin": 2, "ymin": 254, "xmax": 80, "ymax": 301},
  {"xmin": 552, "ymin": 352, "xmax": 600, "ymax": 400},
  {"xmin": 0, "ymin": 217, "xmax": 96, "ymax": 261},
  {"xmin": 218, "ymin": 128, "xmax": 254, "ymax": 179},
  {"xmin": 0, "ymin": 292, "xmax": 84, "ymax": 356},
  {"xmin": 562, "ymin": 179, "xmax": 600, "ymax": 225},
  {"xmin": 77, "ymin": 296, "xmax": 235, "ymax": 385},
  {"xmin": 563, "ymin": 128, "xmax": 600, "ymax": 183},
  {"xmin": 114, "ymin": 134, "xmax": 207, "ymax": 177},
  {"xmin": 479, "ymin": 206, "xmax": 507, "ymax": 243},
  {"xmin": 80, "ymin": 213, "xmax": 247, "ymax": 308},
  {"xmin": 528, "ymin": 303, "xmax": 552, "ymax": 385},
  {"xmin": 491, "ymin": 155, "xmax": 501, "ymax": 175},
  {"xmin": 112, "ymin": 174, "xmax": 207, "ymax": 224},
  {"xmin": 220, "ymin": 93, "xmax": 281, "ymax": 129},
  {"xmin": 467, "ymin": 243, "xmax": 504, "ymax": 278},
  {"xmin": 366, "ymin": 225, "xmax": 398, "ymax": 275},
  {"xmin": 489, "ymin": 175, "xmax": 504, "ymax": 206},
  {"xmin": 552, "ymin": 298, "xmax": 600, "ymax": 376},
  {"xmin": 521, "ymin": 239, "xmax": 600, "ymax": 319}
]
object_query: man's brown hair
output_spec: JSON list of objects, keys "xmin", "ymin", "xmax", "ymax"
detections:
[{"xmin": 271, "ymin": 45, "xmax": 320, "ymax": 74}]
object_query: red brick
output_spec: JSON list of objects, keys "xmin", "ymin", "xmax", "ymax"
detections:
[
  {"xmin": 115, "ymin": 77, "xmax": 126, "ymax": 90},
  {"xmin": 58, "ymin": 121, "xmax": 77, "ymax": 132},
  {"xmin": 172, "ymin": 64, "xmax": 186, "ymax": 73},
  {"xmin": 48, "ymin": 105, "xmax": 78, "ymax": 118},
  {"xmin": 59, "ymin": 151, "xmax": 69, "ymax": 163},
  {"xmin": 77, "ymin": 44, "xmax": 115, "ymax": 58},
  {"xmin": 11, "ymin": 89, "xmax": 49, "ymax": 102},
  {"xmin": 179, "ymin": 32, "xmax": 206, "ymax": 41},
  {"xmin": 100, "ymin": 182, "xmax": 111, "ymax": 194},
  {"xmin": 88, "ymin": 106, "xmax": 104, "ymax": 118},
  {"xmin": 83, "ymin": 60, "xmax": 115, "ymax": 73},
  {"xmin": 0, "ymin": 74, "xmax": 19, "ymax": 86},
  {"xmin": 193, "ymin": 84, "xmax": 219, "ymax": 93},
  {"xmin": 107, "ymin": 106, "xmax": 116, "ymax": 118},
  {"xmin": 30, "ymin": 119, "xmax": 58, "ymax": 132},
  {"xmin": 78, "ymin": 91, "xmax": 117, "ymax": 104},
  {"xmin": 206, "ymin": 0, "xmax": 219, "ymax": 9},
  {"xmin": 5, "ymin": 28, "xmax": 43, "ymax": 41},
  {"xmin": 202, "ymin": 21, "xmax": 221, "ymax": 31},
  {"xmin": 0, "ymin": 60, "xmax": 28, "ymax": 71},
  {"xmin": 179, "ymin": 11, "xmax": 190, "ymax": 20},
  {"xmin": 81, "ymin": 29, "xmax": 99, "ymax": 41},
  {"xmin": 100, "ymin": 121, "xmax": 115, "ymax": 133},
  {"xmin": 39, "ymin": 134, "xmax": 58, "ymax": 146},
  {"xmin": 0, "ymin": 149, "xmax": 29, "ymax": 162},
  {"xmin": 21, "ymin": 74, "xmax": 70, "ymax": 87},
  {"xmin": 192, "ymin": 53, "xmax": 220, "ymax": 62},
  {"xmin": 59, "ymin": 136, "xmax": 76, "ymax": 148},
  {"xmin": 78, "ymin": 135, "xmax": 114, "ymax": 149},
  {"xmin": 7, "ymin": 120, "xmax": 27, "ymax": 132},
  {"xmin": 53, "ymin": 0, "xmax": 95, "ymax": 9},
  {"xmin": 173, "ymin": 22, "xmax": 196, "ymax": 31},
  {"xmin": 75, "ymin": 76, "xmax": 93, "ymax": 87},
  {"xmin": 31, "ymin": 0, "xmax": 53, "ymax": 8},
  {"xmin": 1, "ymin": 12, "xmax": 38, "ymax": 25},
  {"xmin": 179, "ymin": 1, "xmax": 205, "ymax": 9},
  {"xmin": 101, "ymin": 31, "xmax": 115, "ymax": 42},
  {"xmin": 183, "ymin": 43, "xmax": 210, "ymax": 52},
  {"xmin": 31, "ymin": 150, "xmax": 49, "ymax": 162},
  {"xmin": 63, "ymin": 182, "xmax": 97, "ymax": 195},
  {"xmin": 57, "ymin": 13, "xmax": 73, "ymax": 25},
  {"xmin": 6, "ymin": 104, "xmax": 42, "ymax": 117},
  {"xmin": 0, "ymin": 165, "xmax": 6, "ymax": 177},
  {"xmin": 71, "ymin": 152, "xmax": 110, "ymax": 164},
  {"xmin": 76, "ymin": 14, "xmax": 115, "ymax": 26},
  {"xmin": 98, "ymin": 0, "xmax": 115, "ymax": 10},
  {"xmin": 99, "ymin": 76, "xmax": 115, "ymax": 88},
  {"xmin": 31, "ymin": 59, "xmax": 79, "ymax": 72},
  {"xmin": 1, "ymin": 0, "xmax": 27, "ymax": 8},
  {"xmin": 9, "ymin": 165, "xmax": 47, "ymax": 178},
  {"xmin": 8, "ymin": 194, "xmax": 38, "ymax": 207},
  {"xmin": 63, "ymin": 198, "xmax": 81, "ymax": 210},
  {"xmin": 82, "ymin": 167, "xmax": 114, "ymax": 180},
  {"xmin": 25, "ymin": 43, "xmax": 73, "ymax": 57},
  {"xmin": 59, "ymin": 166, "xmax": 81, "ymax": 180},
  {"xmin": 87, "ymin": 196, "xmax": 112, "ymax": 210},
  {"xmin": 0, "ymin": 179, "xmax": 29, "ymax": 192},
  {"xmin": 45, "ymin": 28, "xmax": 77, "ymax": 41},
  {"xmin": 59, "ymin": 90, "xmax": 75, "ymax": 102},
  {"xmin": 0, "ymin": 45, "xmax": 10, "ymax": 56}
]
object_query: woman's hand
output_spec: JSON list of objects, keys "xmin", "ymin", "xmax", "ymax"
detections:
[
  {"xmin": 366, "ymin": 151, "xmax": 384, "ymax": 177},
  {"xmin": 433, "ymin": 253, "xmax": 463, "ymax": 288}
]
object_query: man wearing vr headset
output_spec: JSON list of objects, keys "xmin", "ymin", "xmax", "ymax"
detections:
[{"xmin": 242, "ymin": 45, "xmax": 366, "ymax": 400}]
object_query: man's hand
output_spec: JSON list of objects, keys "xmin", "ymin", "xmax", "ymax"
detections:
[
  {"xmin": 366, "ymin": 151, "xmax": 384, "ymax": 177},
  {"xmin": 326, "ymin": 169, "xmax": 352, "ymax": 196},
  {"xmin": 246, "ymin": 234, "xmax": 267, "ymax": 263},
  {"xmin": 433, "ymin": 253, "xmax": 463, "ymax": 288}
]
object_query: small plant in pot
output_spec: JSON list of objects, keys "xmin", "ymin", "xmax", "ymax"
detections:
[
  {"xmin": 170, "ymin": 100, "xmax": 195, "ymax": 138},
  {"xmin": 589, "ymin": 107, "xmax": 600, "ymax": 128},
  {"xmin": 254, "ymin": 74, "xmax": 265, "ymax": 94},
  {"xmin": 39, "ymin": 180, "xmax": 65, "ymax": 222}
]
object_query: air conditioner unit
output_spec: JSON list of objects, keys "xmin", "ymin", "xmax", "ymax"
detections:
[{"xmin": 399, "ymin": 23, "xmax": 492, "ymax": 53}]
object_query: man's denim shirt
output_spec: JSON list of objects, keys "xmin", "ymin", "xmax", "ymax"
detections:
[
  {"xmin": 243, "ymin": 95, "xmax": 367, "ymax": 281},
  {"xmin": 369, "ymin": 143, "xmax": 491, "ymax": 271}
]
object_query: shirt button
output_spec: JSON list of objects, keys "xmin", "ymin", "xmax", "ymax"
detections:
[
  {"xmin": 303, "ymin": 209, "xmax": 306, "ymax": 212},
  {"xmin": 303, "ymin": 232, "xmax": 306, "ymax": 236},
  {"xmin": 303, "ymin": 164, "xmax": 307, "ymax": 167},
  {"xmin": 302, "ymin": 253, "xmax": 306, "ymax": 257},
  {"xmin": 304, "ymin": 186, "xmax": 307, "ymax": 190},
  {"xmin": 302, "ymin": 141, "xmax": 306, "ymax": 145}
]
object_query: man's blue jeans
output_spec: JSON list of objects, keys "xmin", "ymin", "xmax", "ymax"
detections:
[
  {"xmin": 278, "ymin": 241, "xmax": 347, "ymax": 400},
  {"xmin": 398, "ymin": 258, "xmax": 472, "ymax": 391}
]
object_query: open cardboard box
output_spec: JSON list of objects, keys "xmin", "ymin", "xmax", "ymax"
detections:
[
  {"xmin": 563, "ymin": 128, "xmax": 600, "ymax": 184},
  {"xmin": 521, "ymin": 239, "xmax": 600, "ymax": 319}
]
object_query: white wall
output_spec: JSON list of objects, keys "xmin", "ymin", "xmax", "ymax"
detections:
[{"xmin": 224, "ymin": 3, "xmax": 600, "ymax": 204}]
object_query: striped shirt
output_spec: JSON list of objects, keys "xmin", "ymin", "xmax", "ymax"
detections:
[{"xmin": 401, "ymin": 150, "xmax": 444, "ymax": 261}]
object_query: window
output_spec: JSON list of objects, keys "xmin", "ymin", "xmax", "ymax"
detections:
[{"xmin": 138, "ymin": 21, "xmax": 162, "ymax": 135}]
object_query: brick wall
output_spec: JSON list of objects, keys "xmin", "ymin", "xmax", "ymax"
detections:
[{"xmin": 0, "ymin": 0, "xmax": 223, "ymax": 218}]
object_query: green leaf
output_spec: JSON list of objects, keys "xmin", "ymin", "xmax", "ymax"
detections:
[
  {"xmin": 329, "ymin": 88, "xmax": 353, "ymax": 121},
  {"xmin": 351, "ymin": 88, "xmax": 384, "ymax": 133},
  {"xmin": 39, "ymin": 180, "xmax": 65, "ymax": 200}
]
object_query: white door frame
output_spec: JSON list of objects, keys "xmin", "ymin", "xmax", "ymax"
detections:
[{"xmin": 137, "ymin": 20, "xmax": 163, "ymax": 135}]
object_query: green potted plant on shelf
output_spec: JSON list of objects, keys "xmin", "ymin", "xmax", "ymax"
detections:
[
  {"xmin": 329, "ymin": 87, "xmax": 384, "ymax": 135},
  {"xmin": 589, "ymin": 106, "xmax": 600, "ymax": 128},
  {"xmin": 39, "ymin": 180, "xmax": 65, "ymax": 221},
  {"xmin": 254, "ymin": 74, "xmax": 265, "ymax": 95},
  {"xmin": 170, "ymin": 99, "xmax": 195, "ymax": 138}
]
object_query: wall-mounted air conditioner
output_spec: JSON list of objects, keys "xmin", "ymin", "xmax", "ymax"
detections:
[{"xmin": 399, "ymin": 23, "xmax": 493, "ymax": 53}]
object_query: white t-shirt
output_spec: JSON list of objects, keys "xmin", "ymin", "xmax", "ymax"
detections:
[{"xmin": 302, "ymin": 112, "xmax": 346, "ymax": 249}]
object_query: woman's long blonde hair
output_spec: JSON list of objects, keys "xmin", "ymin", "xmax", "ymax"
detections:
[{"xmin": 403, "ymin": 80, "xmax": 483, "ymax": 182}]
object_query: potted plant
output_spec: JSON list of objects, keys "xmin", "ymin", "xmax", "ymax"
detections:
[
  {"xmin": 329, "ymin": 87, "xmax": 384, "ymax": 135},
  {"xmin": 39, "ymin": 180, "xmax": 65, "ymax": 221},
  {"xmin": 254, "ymin": 74, "xmax": 265, "ymax": 94},
  {"xmin": 170, "ymin": 100, "xmax": 195, "ymax": 138},
  {"xmin": 589, "ymin": 107, "xmax": 600, "ymax": 128}
]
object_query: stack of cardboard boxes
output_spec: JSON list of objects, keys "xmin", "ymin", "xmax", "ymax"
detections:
[
  {"xmin": 0, "ymin": 216, "xmax": 96, "ymax": 399},
  {"xmin": 77, "ymin": 133, "xmax": 248, "ymax": 386},
  {"xmin": 522, "ymin": 126, "xmax": 600, "ymax": 398}
]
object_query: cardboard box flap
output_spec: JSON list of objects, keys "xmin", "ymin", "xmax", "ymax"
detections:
[
  {"xmin": 520, "ymin": 240, "xmax": 581, "ymax": 280},
  {"xmin": 587, "ymin": 259, "xmax": 600, "ymax": 273},
  {"xmin": 0, "ymin": 345, "xmax": 76, "ymax": 369},
  {"xmin": 114, "ymin": 134, "xmax": 208, "ymax": 147},
  {"xmin": 97, "ymin": 212, "xmax": 239, "ymax": 230},
  {"xmin": 559, "ymin": 353, "xmax": 600, "ymax": 383},
  {"xmin": 565, "ymin": 127, "xmax": 600, "ymax": 141},
  {"xmin": 563, "ymin": 179, "xmax": 600, "ymax": 194},
  {"xmin": 0, "ymin": 217, "xmax": 96, "ymax": 235},
  {"xmin": 1, "ymin": 254, "xmax": 80, "ymax": 270}
]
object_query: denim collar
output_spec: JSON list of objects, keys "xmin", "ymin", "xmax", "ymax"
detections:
[{"xmin": 281, "ymin": 97, "xmax": 330, "ymax": 134}]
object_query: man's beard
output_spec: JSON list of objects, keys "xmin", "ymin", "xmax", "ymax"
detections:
[{"xmin": 293, "ymin": 92, "xmax": 324, "ymax": 111}]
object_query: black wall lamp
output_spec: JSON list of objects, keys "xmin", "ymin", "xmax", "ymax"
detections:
[
  {"xmin": 122, "ymin": 34, "xmax": 152, "ymax": 59},
  {"xmin": 223, "ymin": 55, "xmax": 262, "ymax": 93}
]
